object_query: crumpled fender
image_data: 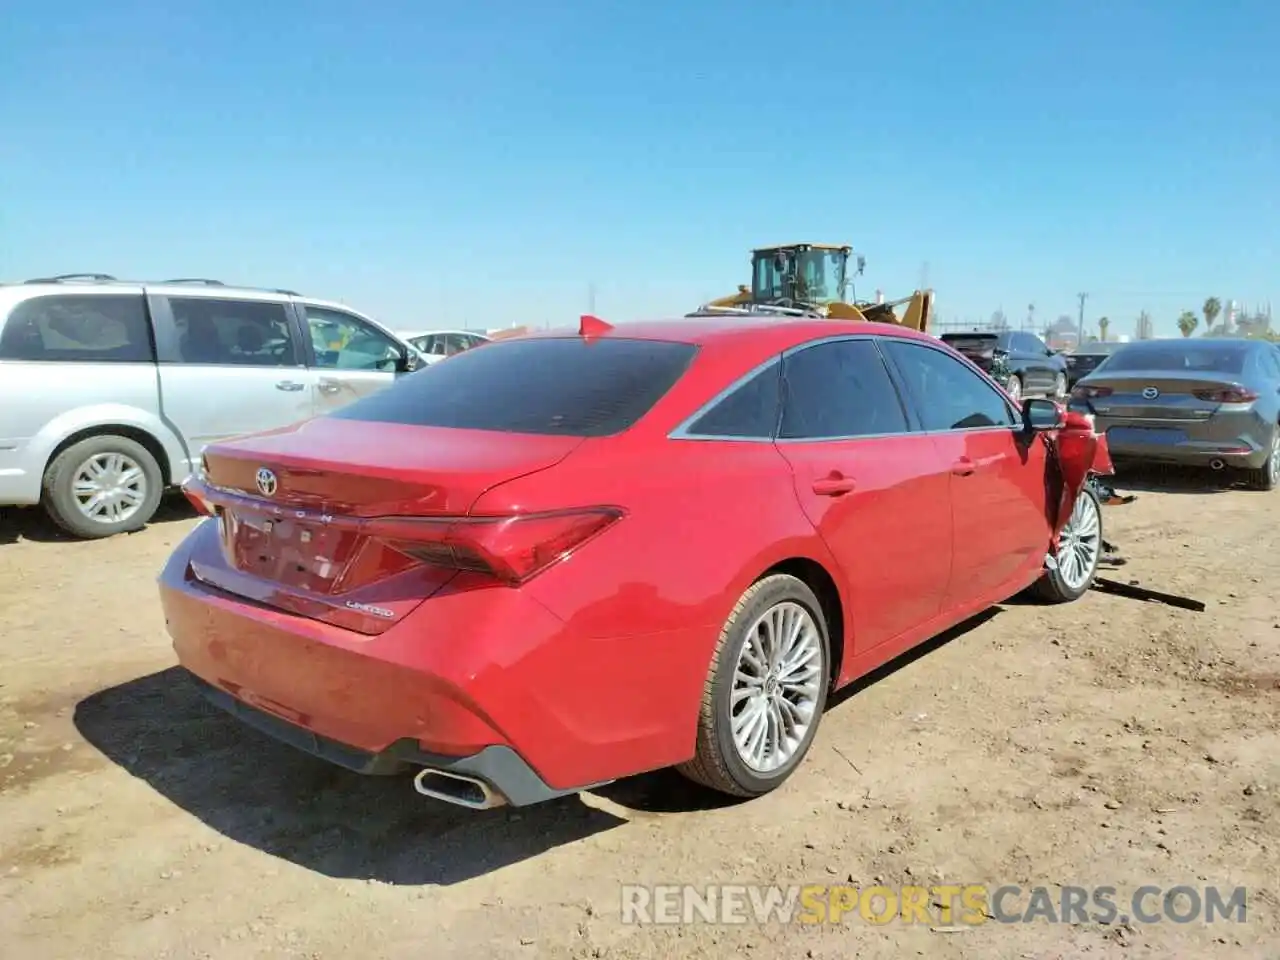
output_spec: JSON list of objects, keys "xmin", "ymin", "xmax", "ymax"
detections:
[{"xmin": 1051, "ymin": 409, "xmax": 1105, "ymax": 542}]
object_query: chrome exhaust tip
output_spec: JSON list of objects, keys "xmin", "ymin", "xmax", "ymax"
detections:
[
  {"xmin": 1209, "ymin": 458, "xmax": 1226, "ymax": 471},
  {"xmin": 413, "ymin": 767, "xmax": 506, "ymax": 809}
]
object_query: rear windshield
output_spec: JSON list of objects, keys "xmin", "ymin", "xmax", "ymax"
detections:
[
  {"xmin": 941, "ymin": 334, "xmax": 999, "ymax": 352},
  {"xmin": 1100, "ymin": 341, "xmax": 1250, "ymax": 374},
  {"xmin": 331, "ymin": 336, "xmax": 698, "ymax": 436}
]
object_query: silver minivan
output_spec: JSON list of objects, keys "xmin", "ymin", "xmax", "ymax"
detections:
[{"xmin": 0, "ymin": 275, "xmax": 424, "ymax": 538}]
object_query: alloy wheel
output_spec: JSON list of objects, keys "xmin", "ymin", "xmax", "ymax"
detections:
[
  {"xmin": 730, "ymin": 601, "xmax": 824, "ymax": 774},
  {"xmin": 1056, "ymin": 491, "xmax": 1101, "ymax": 591}
]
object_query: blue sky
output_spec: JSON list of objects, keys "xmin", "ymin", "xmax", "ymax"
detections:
[{"xmin": 2, "ymin": 0, "xmax": 1276, "ymax": 337}]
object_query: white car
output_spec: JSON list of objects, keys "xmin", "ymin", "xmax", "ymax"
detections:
[
  {"xmin": 0, "ymin": 275, "xmax": 429, "ymax": 537},
  {"xmin": 400, "ymin": 329, "xmax": 491, "ymax": 364}
]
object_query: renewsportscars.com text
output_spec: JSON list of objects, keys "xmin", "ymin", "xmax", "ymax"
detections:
[{"xmin": 621, "ymin": 883, "xmax": 1248, "ymax": 926}]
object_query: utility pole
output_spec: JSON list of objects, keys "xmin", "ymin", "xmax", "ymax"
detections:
[{"xmin": 1076, "ymin": 292, "xmax": 1088, "ymax": 345}]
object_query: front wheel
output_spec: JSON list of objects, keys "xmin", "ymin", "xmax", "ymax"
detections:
[
  {"xmin": 1034, "ymin": 484, "xmax": 1103, "ymax": 603},
  {"xmin": 677, "ymin": 574, "xmax": 831, "ymax": 798}
]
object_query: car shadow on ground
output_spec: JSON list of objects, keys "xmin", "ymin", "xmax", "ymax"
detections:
[
  {"xmin": 597, "ymin": 607, "xmax": 1004, "ymax": 814},
  {"xmin": 1109, "ymin": 463, "xmax": 1240, "ymax": 494},
  {"xmin": 0, "ymin": 495, "xmax": 199, "ymax": 545},
  {"xmin": 73, "ymin": 668, "xmax": 625, "ymax": 886}
]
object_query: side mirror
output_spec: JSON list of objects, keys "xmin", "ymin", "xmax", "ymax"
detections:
[
  {"xmin": 393, "ymin": 346, "xmax": 418, "ymax": 374},
  {"xmin": 1022, "ymin": 397, "xmax": 1064, "ymax": 432}
]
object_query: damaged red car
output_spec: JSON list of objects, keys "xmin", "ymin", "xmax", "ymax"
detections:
[{"xmin": 160, "ymin": 317, "xmax": 1108, "ymax": 809}]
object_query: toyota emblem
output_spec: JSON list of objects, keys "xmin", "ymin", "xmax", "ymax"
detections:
[
  {"xmin": 1141, "ymin": 386, "xmax": 1159, "ymax": 400},
  {"xmin": 255, "ymin": 467, "xmax": 278, "ymax": 497}
]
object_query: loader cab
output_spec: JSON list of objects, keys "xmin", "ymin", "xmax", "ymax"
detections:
[{"xmin": 750, "ymin": 244, "xmax": 852, "ymax": 307}]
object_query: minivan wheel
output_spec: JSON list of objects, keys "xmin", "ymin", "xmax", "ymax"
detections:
[
  {"xmin": 1034, "ymin": 484, "xmax": 1103, "ymax": 603},
  {"xmin": 677, "ymin": 574, "xmax": 830, "ymax": 798},
  {"xmin": 42, "ymin": 435, "xmax": 164, "ymax": 539}
]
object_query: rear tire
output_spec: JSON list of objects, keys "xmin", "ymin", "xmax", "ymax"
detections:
[
  {"xmin": 1242, "ymin": 429, "xmax": 1280, "ymax": 491},
  {"xmin": 1034, "ymin": 485, "xmax": 1103, "ymax": 603},
  {"xmin": 1005, "ymin": 375, "xmax": 1023, "ymax": 405},
  {"xmin": 41, "ymin": 434, "xmax": 164, "ymax": 539},
  {"xmin": 677, "ymin": 574, "xmax": 831, "ymax": 798}
]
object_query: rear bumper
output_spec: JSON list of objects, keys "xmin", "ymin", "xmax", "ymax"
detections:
[
  {"xmin": 188, "ymin": 673, "xmax": 582, "ymax": 805},
  {"xmin": 158, "ymin": 519, "xmax": 709, "ymax": 803},
  {"xmin": 1077, "ymin": 407, "xmax": 1273, "ymax": 468}
]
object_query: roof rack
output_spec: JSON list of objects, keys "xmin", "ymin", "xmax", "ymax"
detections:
[
  {"xmin": 159, "ymin": 279, "xmax": 301, "ymax": 296},
  {"xmin": 24, "ymin": 273, "xmax": 118, "ymax": 284}
]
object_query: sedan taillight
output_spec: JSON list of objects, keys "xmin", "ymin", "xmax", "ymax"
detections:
[{"xmin": 1193, "ymin": 385, "xmax": 1259, "ymax": 403}]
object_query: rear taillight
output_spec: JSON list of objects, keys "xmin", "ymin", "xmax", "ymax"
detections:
[
  {"xmin": 367, "ymin": 508, "xmax": 624, "ymax": 584},
  {"xmin": 1193, "ymin": 385, "xmax": 1258, "ymax": 403},
  {"xmin": 1071, "ymin": 385, "xmax": 1113, "ymax": 399},
  {"xmin": 182, "ymin": 477, "xmax": 216, "ymax": 516}
]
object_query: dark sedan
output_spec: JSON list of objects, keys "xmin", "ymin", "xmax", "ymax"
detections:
[
  {"xmin": 1069, "ymin": 338, "xmax": 1280, "ymax": 488},
  {"xmin": 940, "ymin": 331, "xmax": 1069, "ymax": 404},
  {"xmin": 1065, "ymin": 340, "xmax": 1127, "ymax": 387}
]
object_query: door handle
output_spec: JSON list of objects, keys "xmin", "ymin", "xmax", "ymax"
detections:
[
  {"xmin": 318, "ymin": 378, "xmax": 342, "ymax": 394},
  {"xmin": 275, "ymin": 380, "xmax": 305, "ymax": 392},
  {"xmin": 951, "ymin": 457, "xmax": 976, "ymax": 477},
  {"xmin": 812, "ymin": 473, "xmax": 857, "ymax": 496}
]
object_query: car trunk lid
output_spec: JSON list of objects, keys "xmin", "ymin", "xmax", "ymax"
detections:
[
  {"xmin": 186, "ymin": 418, "xmax": 584, "ymax": 634},
  {"xmin": 1074, "ymin": 371, "xmax": 1253, "ymax": 421}
]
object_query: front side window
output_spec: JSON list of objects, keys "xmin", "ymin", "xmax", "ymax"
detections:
[
  {"xmin": 881, "ymin": 340, "xmax": 1018, "ymax": 431},
  {"xmin": 0, "ymin": 294, "xmax": 154, "ymax": 363},
  {"xmin": 167, "ymin": 297, "xmax": 297, "ymax": 366},
  {"xmin": 778, "ymin": 339, "xmax": 909, "ymax": 439},
  {"xmin": 305, "ymin": 306, "xmax": 402, "ymax": 371}
]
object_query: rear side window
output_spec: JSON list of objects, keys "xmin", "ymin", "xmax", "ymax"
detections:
[
  {"xmin": 778, "ymin": 339, "xmax": 909, "ymax": 439},
  {"xmin": 683, "ymin": 362, "xmax": 781, "ymax": 438},
  {"xmin": 331, "ymin": 337, "xmax": 698, "ymax": 436},
  {"xmin": 0, "ymin": 294, "xmax": 155, "ymax": 363},
  {"xmin": 167, "ymin": 297, "xmax": 298, "ymax": 366}
]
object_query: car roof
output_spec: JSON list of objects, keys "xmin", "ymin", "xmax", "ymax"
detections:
[{"xmin": 523, "ymin": 315, "xmax": 937, "ymax": 352}]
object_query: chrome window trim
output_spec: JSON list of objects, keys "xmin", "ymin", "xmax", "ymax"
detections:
[{"xmin": 668, "ymin": 333, "xmax": 1023, "ymax": 444}]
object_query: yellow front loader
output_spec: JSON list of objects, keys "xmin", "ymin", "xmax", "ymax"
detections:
[{"xmin": 694, "ymin": 242, "xmax": 933, "ymax": 332}]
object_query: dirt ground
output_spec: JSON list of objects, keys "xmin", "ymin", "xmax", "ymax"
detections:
[{"xmin": 1, "ymin": 473, "xmax": 1278, "ymax": 960}]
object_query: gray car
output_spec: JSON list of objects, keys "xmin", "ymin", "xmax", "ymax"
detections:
[{"xmin": 1069, "ymin": 337, "xmax": 1280, "ymax": 488}]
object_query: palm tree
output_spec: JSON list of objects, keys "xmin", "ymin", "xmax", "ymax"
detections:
[
  {"xmin": 1177, "ymin": 310, "xmax": 1199, "ymax": 337},
  {"xmin": 1098, "ymin": 317, "xmax": 1110, "ymax": 341},
  {"xmin": 1203, "ymin": 297, "xmax": 1222, "ymax": 334}
]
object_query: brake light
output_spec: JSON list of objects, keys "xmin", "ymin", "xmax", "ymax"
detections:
[
  {"xmin": 182, "ymin": 477, "xmax": 216, "ymax": 516},
  {"xmin": 1193, "ymin": 385, "xmax": 1258, "ymax": 403},
  {"xmin": 1071, "ymin": 385, "xmax": 1113, "ymax": 399},
  {"xmin": 367, "ymin": 508, "xmax": 624, "ymax": 584}
]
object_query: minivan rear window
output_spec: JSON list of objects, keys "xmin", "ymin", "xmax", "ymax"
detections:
[{"xmin": 331, "ymin": 336, "xmax": 699, "ymax": 436}]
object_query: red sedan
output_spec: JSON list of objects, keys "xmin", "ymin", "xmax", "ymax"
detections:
[{"xmin": 160, "ymin": 316, "xmax": 1108, "ymax": 809}]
